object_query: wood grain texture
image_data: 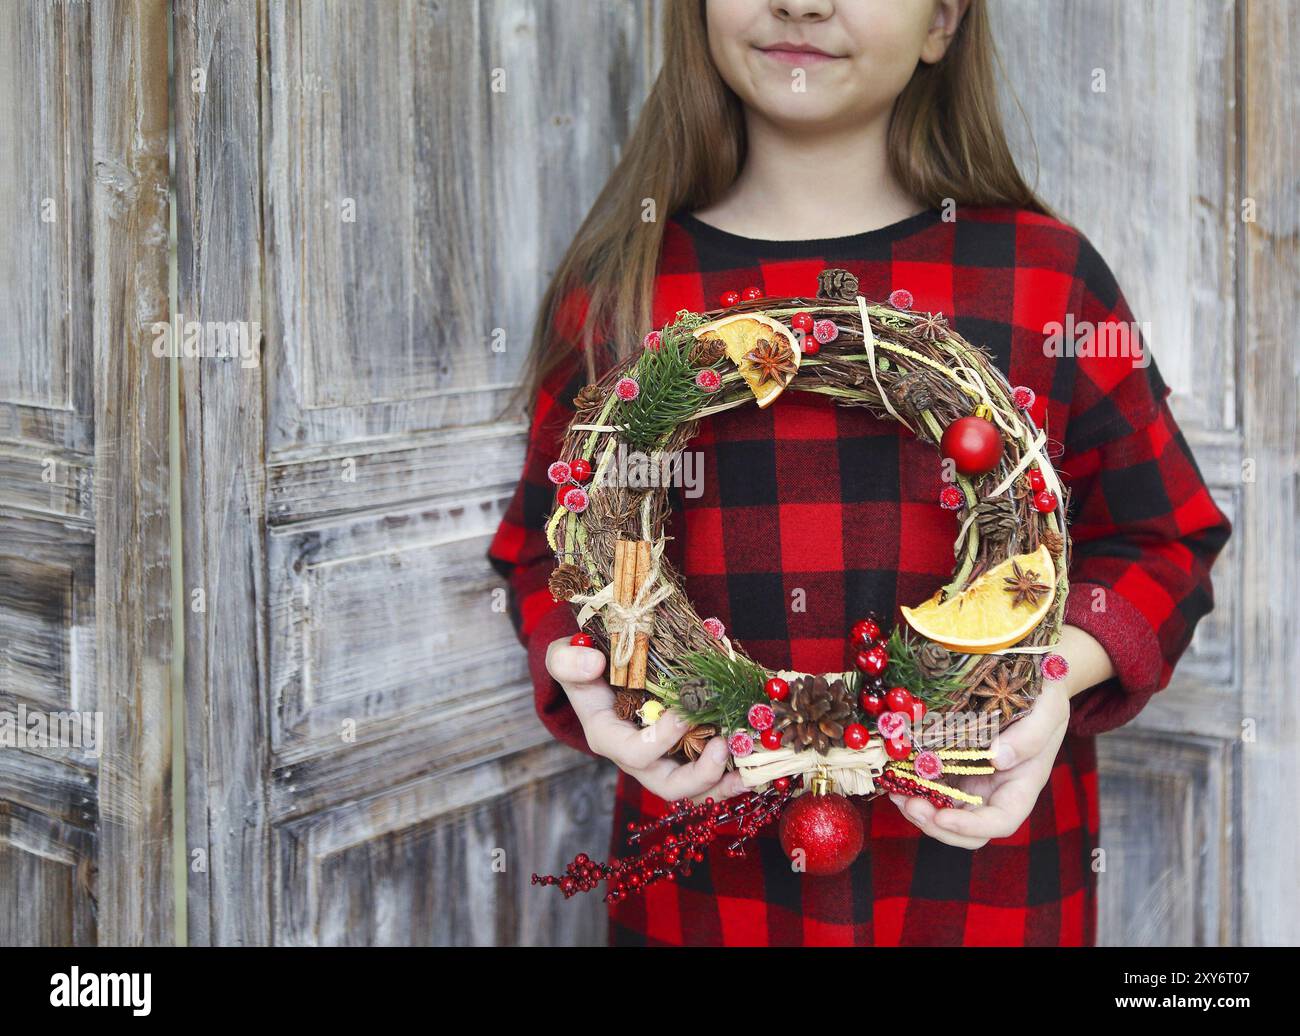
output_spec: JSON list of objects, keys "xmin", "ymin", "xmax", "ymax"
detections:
[
  {"xmin": 91, "ymin": 0, "xmax": 173, "ymax": 946},
  {"xmin": 1239, "ymin": 0, "xmax": 1299, "ymax": 947},
  {"xmin": 174, "ymin": 0, "xmax": 271, "ymax": 947},
  {"xmin": 990, "ymin": 0, "xmax": 1238, "ymax": 432}
]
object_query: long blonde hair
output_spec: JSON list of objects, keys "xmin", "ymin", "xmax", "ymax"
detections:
[{"xmin": 514, "ymin": 0, "xmax": 1046, "ymax": 414}]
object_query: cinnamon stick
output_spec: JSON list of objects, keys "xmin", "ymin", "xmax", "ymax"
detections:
[
  {"xmin": 609, "ymin": 538, "xmax": 634, "ymax": 686},
  {"xmin": 627, "ymin": 540, "xmax": 652, "ymax": 690}
]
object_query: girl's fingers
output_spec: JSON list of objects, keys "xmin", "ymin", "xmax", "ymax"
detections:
[
  {"xmin": 931, "ymin": 757, "xmax": 1049, "ymax": 840},
  {"xmin": 590, "ymin": 708, "xmax": 690, "ymax": 770},
  {"xmin": 546, "ymin": 641, "xmax": 613, "ymax": 725},
  {"xmin": 635, "ymin": 737, "xmax": 732, "ymax": 801},
  {"xmin": 991, "ymin": 687, "xmax": 1069, "ymax": 770},
  {"xmin": 691, "ymin": 768, "xmax": 748, "ymax": 804},
  {"xmin": 887, "ymin": 794, "xmax": 990, "ymax": 850}
]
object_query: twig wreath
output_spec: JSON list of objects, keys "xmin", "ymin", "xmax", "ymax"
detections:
[{"xmin": 535, "ymin": 269, "xmax": 1073, "ymax": 897}]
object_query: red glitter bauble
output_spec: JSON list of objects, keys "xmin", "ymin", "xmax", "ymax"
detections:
[{"xmin": 778, "ymin": 788, "xmax": 864, "ymax": 877}]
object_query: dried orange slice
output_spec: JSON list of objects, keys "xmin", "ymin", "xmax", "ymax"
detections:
[
  {"xmin": 900, "ymin": 544, "xmax": 1056, "ymax": 653},
  {"xmin": 693, "ymin": 314, "xmax": 801, "ymax": 408}
]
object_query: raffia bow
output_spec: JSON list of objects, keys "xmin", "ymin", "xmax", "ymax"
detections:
[{"xmin": 571, "ymin": 538, "xmax": 674, "ymax": 669}]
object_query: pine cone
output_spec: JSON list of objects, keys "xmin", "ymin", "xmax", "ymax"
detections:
[
  {"xmin": 974, "ymin": 496, "xmax": 1018, "ymax": 545},
  {"xmin": 1041, "ymin": 527, "xmax": 1066, "ymax": 557},
  {"xmin": 675, "ymin": 677, "xmax": 713, "ymax": 715},
  {"xmin": 817, "ymin": 268, "xmax": 860, "ymax": 302},
  {"xmin": 890, "ymin": 370, "xmax": 935, "ymax": 416},
  {"xmin": 917, "ymin": 640, "xmax": 952, "ymax": 679},
  {"xmin": 548, "ymin": 563, "xmax": 590, "ymax": 602},
  {"xmin": 689, "ymin": 335, "xmax": 727, "ymax": 367},
  {"xmin": 772, "ymin": 674, "xmax": 854, "ymax": 754},
  {"xmin": 573, "ymin": 383, "xmax": 607, "ymax": 415}
]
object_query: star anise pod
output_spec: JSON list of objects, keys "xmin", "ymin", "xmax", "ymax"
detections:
[
  {"xmin": 672, "ymin": 723, "xmax": 717, "ymax": 761},
  {"xmin": 971, "ymin": 664, "xmax": 1033, "ymax": 723},
  {"xmin": 613, "ymin": 688, "xmax": 646, "ymax": 723},
  {"xmin": 909, "ymin": 311, "xmax": 949, "ymax": 342},
  {"xmin": 1003, "ymin": 560, "xmax": 1051, "ymax": 608},
  {"xmin": 548, "ymin": 563, "xmax": 590, "ymax": 602},
  {"xmin": 744, "ymin": 336, "xmax": 797, "ymax": 385},
  {"xmin": 772, "ymin": 674, "xmax": 854, "ymax": 754}
]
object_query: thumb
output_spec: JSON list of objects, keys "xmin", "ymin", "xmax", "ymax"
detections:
[
  {"xmin": 992, "ymin": 691, "xmax": 1066, "ymax": 770},
  {"xmin": 546, "ymin": 641, "xmax": 607, "ymax": 689}
]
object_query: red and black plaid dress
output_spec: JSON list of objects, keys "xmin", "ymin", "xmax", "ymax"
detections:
[{"xmin": 488, "ymin": 206, "xmax": 1231, "ymax": 946}]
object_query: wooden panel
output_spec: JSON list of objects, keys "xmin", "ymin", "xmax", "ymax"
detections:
[
  {"xmin": 276, "ymin": 743, "xmax": 614, "ymax": 946},
  {"xmin": 1097, "ymin": 732, "xmax": 1235, "ymax": 945},
  {"xmin": 175, "ymin": 0, "xmax": 270, "ymax": 947},
  {"xmin": 0, "ymin": 0, "xmax": 93, "ymax": 444},
  {"xmin": 263, "ymin": 0, "xmax": 649, "ymax": 451},
  {"xmin": 269, "ymin": 493, "xmax": 526, "ymax": 752},
  {"xmin": 0, "ymin": 801, "xmax": 97, "ymax": 947},
  {"xmin": 90, "ymin": 0, "xmax": 173, "ymax": 946},
  {"xmin": 1239, "ymin": 1, "xmax": 1300, "ymax": 947},
  {"xmin": 990, "ymin": 0, "xmax": 1237, "ymax": 431}
]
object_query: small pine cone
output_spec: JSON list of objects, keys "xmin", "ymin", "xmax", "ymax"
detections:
[
  {"xmin": 572, "ymin": 383, "xmax": 607, "ymax": 415},
  {"xmin": 817, "ymin": 267, "xmax": 860, "ymax": 302},
  {"xmin": 1041, "ymin": 527, "xmax": 1066, "ymax": 557},
  {"xmin": 917, "ymin": 640, "xmax": 952, "ymax": 679},
  {"xmin": 689, "ymin": 335, "xmax": 727, "ymax": 367},
  {"xmin": 974, "ymin": 496, "xmax": 1018, "ymax": 544},
  {"xmin": 673, "ymin": 724, "xmax": 717, "ymax": 761},
  {"xmin": 548, "ymin": 563, "xmax": 590, "ymax": 602},
  {"xmin": 613, "ymin": 688, "xmax": 646, "ymax": 723},
  {"xmin": 675, "ymin": 677, "xmax": 713, "ymax": 715},
  {"xmin": 890, "ymin": 370, "xmax": 935, "ymax": 416}
]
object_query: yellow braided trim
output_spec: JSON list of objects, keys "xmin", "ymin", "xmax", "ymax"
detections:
[
  {"xmin": 886, "ymin": 765, "xmax": 984, "ymax": 806},
  {"xmin": 895, "ymin": 760, "xmax": 994, "ymax": 776},
  {"xmin": 934, "ymin": 748, "xmax": 995, "ymax": 760},
  {"xmin": 875, "ymin": 340, "xmax": 980, "ymax": 399},
  {"xmin": 545, "ymin": 506, "xmax": 566, "ymax": 551}
]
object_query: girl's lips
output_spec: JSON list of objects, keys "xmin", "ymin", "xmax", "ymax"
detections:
[{"xmin": 756, "ymin": 46, "xmax": 843, "ymax": 66}]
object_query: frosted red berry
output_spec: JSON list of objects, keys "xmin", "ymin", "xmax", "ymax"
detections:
[
  {"xmin": 1011, "ymin": 385, "xmax": 1036, "ymax": 409},
  {"xmin": 877, "ymin": 710, "xmax": 909, "ymax": 741},
  {"xmin": 1041, "ymin": 652, "xmax": 1070, "ymax": 682},
  {"xmin": 547, "ymin": 460, "xmax": 572, "ymax": 485},
  {"xmin": 561, "ymin": 486, "xmax": 589, "ymax": 513},
  {"xmin": 888, "ymin": 288, "xmax": 914, "ymax": 310},
  {"xmin": 642, "ymin": 330, "xmax": 661, "ymax": 352},
  {"xmin": 695, "ymin": 368, "xmax": 721, "ymax": 393},
  {"xmin": 702, "ymin": 616, "xmax": 726, "ymax": 639},
  {"xmin": 914, "ymin": 750, "xmax": 944, "ymax": 781},
  {"xmin": 614, "ymin": 376, "xmax": 640, "ymax": 401},
  {"xmin": 728, "ymin": 730, "xmax": 754, "ymax": 757},
  {"xmin": 939, "ymin": 484, "xmax": 965, "ymax": 510},
  {"xmin": 812, "ymin": 319, "xmax": 839, "ymax": 345},
  {"xmin": 747, "ymin": 703, "xmax": 775, "ymax": 732}
]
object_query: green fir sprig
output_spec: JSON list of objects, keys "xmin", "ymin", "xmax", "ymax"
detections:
[
  {"xmin": 663, "ymin": 649, "xmax": 767, "ymax": 733},
  {"xmin": 618, "ymin": 312, "xmax": 720, "ymax": 450},
  {"xmin": 881, "ymin": 626, "xmax": 963, "ymax": 708}
]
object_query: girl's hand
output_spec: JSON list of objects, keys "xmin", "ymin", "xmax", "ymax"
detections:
[
  {"xmin": 888, "ymin": 680, "xmax": 1072, "ymax": 850},
  {"xmin": 546, "ymin": 638, "xmax": 748, "ymax": 803}
]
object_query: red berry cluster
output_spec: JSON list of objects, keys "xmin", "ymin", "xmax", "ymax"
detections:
[
  {"xmin": 531, "ymin": 783, "xmax": 796, "ymax": 902},
  {"xmin": 719, "ymin": 285, "xmax": 765, "ymax": 307},
  {"xmin": 877, "ymin": 767, "xmax": 955, "ymax": 809},
  {"xmin": 1026, "ymin": 465, "xmax": 1058, "ymax": 513},
  {"xmin": 548, "ymin": 456, "xmax": 593, "ymax": 513},
  {"xmin": 851, "ymin": 616, "xmax": 926, "ymax": 760}
]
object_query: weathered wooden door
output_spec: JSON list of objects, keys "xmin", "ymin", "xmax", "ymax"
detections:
[
  {"xmin": 993, "ymin": 0, "xmax": 1297, "ymax": 945},
  {"xmin": 0, "ymin": 0, "xmax": 173, "ymax": 946},
  {"xmin": 176, "ymin": 0, "xmax": 655, "ymax": 945}
]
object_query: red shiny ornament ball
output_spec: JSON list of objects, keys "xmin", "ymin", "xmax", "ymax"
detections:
[
  {"xmin": 569, "ymin": 632, "xmax": 594, "ymax": 648},
  {"xmin": 791, "ymin": 312, "xmax": 814, "ymax": 333},
  {"xmin": 940, "ymin": 415, "xmax": 1003, "ymax": 476},
  {"xmin": 1027, "ymin": 467, "xmax": 1046, "ymax": 492},
  {"xmin": 859, "ymin": 691, "xmax": 886, "ymax": 716},
  {"xmin": 778, "ymin": 791, "xmax": 864, "ymax": 876},
  {"xmin": 884, "ymin": 735, "xmax": 912, "ymax": 761},
  {"xmin": 765, "ymin": 676, "xmax": 790, "ymax": 701},
  {"xmin": 569, "ymin": 457, "xmax": 592, "ymax": 482},
  {"xmin": 760, "ymin": 728, "xmax": 783, "ymax": 750},
  {"xmin": 741, "ymin": 285, "xmax": 765, "ymax": 301},
  {"xmin": 720, "ymin": 290, "xmax": 741, "ymax": 307},
  {"xmin": 855, "ymin": 644, "xmax": 889, "ymax": 676},
  {"xmin": 801, "ymin": 335, "xmax": 820, "ymax": 356},
  {"xmin": 885, "ymin": 686, "xmax": 913, "ymax": 712},
  {"xmin": 774, "ymin": 776, "xmax": 792, "ymax": 791},
  {"xmin": 909, "ymin": 700, "xmax": 928, "ymax": 725},
  {"xmin": 1033, "ymin": 489, "xmax": 1059, "ymax": 513},
  {"xmin": 843, "ymin": 723, "xmax": 870, "ymax": 750},
  {"xmin": 851, "ymin": 617, "xmax": 882, "ymax": 647}
]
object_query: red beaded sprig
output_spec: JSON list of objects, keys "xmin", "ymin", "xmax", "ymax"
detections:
[
  {"xmin": 877, "ymin": 768, "xmax": 957, "ymax": 810},
  {"xmin": 532, "ymin": 781, "xmax": 796, "ymax": 903}
]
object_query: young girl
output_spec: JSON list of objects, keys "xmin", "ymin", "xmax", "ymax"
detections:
[{"xmin": 489, "ymin": 0, "xmax": 1230, "ymax": 946}]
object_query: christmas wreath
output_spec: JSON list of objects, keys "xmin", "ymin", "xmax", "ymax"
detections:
[{"xmin": 534, "ymin": 269, "xmax": 1072, "ymax": 896}]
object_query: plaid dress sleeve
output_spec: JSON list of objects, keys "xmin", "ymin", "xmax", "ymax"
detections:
[
  {"xmin": 486, "ymin": 327, "xmax": 592, "ymax": 756},
  {"xmin": 1055, "ymin": 241, "xmax": 1232, "ymax": 736}
]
